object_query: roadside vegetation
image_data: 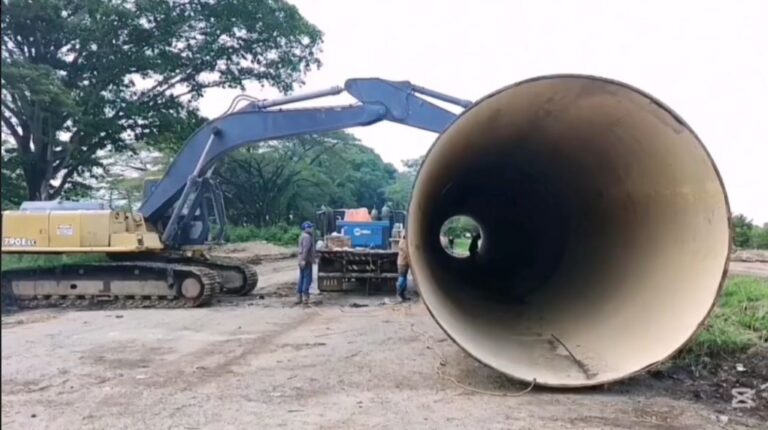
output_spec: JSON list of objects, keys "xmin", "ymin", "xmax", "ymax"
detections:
[
  {"xmin": 732, "ymin": 215, "xmax": 768, "ymax": 250},
  {"xmin": 226, "ymin": 224, "xmax": 302, "ymax": 247},
  {"xmin": 1, "ymin": 254, "xmax": 109, "ymax": 272},
  {"xmin": 452, "ymin": 238, "xmax": 471, "ymax": 255},
  {"xmin": 675, "ymin": 276, "xmax": 767, "ymax": 366}
]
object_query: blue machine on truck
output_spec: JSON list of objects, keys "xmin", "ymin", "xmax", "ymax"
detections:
[
  {"xmin": 337, "ymin": 221, "xmax": 391, "ymax": 249},
  {"xmin": 315, "ymin": 208, "xmax": 407, "ymax": 293}
]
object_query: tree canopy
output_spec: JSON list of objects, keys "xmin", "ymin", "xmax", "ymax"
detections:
[
  {"xmin": 382, "ymin": 155, "xmax": 423, "ymax": 211},
  {"xmin": 732, "ymin": 213, "xmax": 768, "ymax": 250},
  {"xmin": 88, "ymin": 129, "xmax": 410, "ymax": 232},
  {"xmin": 1, "ymin": 0, "xmax": 323, "ymax": 200},
  {"xmin": 213, "ymin": 131, "xmax": 398, "ymax": 227},
  {"xmin": 0, "ymin": 0, "xmax": 435, "ymax": 232},
  {"xmin": 1, "ymin": 139, "xmax": 26, "ymax": 209}
]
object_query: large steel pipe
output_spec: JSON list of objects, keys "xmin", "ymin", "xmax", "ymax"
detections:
[{"xmin": 409, "ymin": 74, "xmax": 731, "ymax": 387}]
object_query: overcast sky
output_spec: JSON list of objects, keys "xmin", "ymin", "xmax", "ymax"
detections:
[{"xmin": 198, "ymin": 0, "xmax": 767, "ymax": 224}]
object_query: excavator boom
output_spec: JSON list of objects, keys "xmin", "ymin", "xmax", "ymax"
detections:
[{"xmin": 141, "ymin": 78, "xmax": 469, "ymax": 247}]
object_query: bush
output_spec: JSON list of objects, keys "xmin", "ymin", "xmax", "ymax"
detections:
[
  {"xmin": 752, "ymin": 228, "xmax": 768, "ymax": 249},
  {"xmin": 731, "ymin": 214, "xmax": 768, "ymax": 250},
  {"xmin": 226, "ymin": 224, "xmax": 301, "ymax": 247}
]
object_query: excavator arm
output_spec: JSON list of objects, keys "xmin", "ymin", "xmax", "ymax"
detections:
[{"xmin": 139, "ymin": 78, "xmax": 472, "ymax": 248}]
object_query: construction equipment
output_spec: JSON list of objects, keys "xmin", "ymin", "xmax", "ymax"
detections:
[
  {"xmin": 1, "ymin": 74, "xmax": 732, "ymax": 390},
  {"xmin": 1, "ymin": 78, "xmax": 471, "ymax": 309},
  {"xmin": 314, "ymin": 206, "xmax": 406, "ymax": 293}
]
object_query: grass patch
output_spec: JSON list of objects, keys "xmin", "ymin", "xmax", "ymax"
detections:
[
  {"xmin": 677, "ymin": 276, "xmax": 768, "ymax": 365},
  {"xmin": 1, "ymin": 253, "xmax": 110, "ymax": 271},
  {"xmin": 452, "ymin": 238, "xmax": 470, "ymax": 256},
  {"xmin": 441, "ymin": 238, "xmax": 470, "ymax": 258},
  {"xmin": 226, "ymin": 224, "xmax": 301, "ymax": 247}
]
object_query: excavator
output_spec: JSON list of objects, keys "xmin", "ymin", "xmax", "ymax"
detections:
[{"xmin": 0, "ymin": 78, "xmax": 472, "ymax": 309}]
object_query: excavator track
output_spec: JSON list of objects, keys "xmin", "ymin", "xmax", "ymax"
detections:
[
  {"xmin": 105, "ymin": 254, "xmax": 259, "ymax": 296},
  {"xmin": 199, "ymin": 255, "xmax": 259, "ymax": 296},
  {"xmin": 1, "ymin": 261, "xmax": 219, "ymax": 310}
]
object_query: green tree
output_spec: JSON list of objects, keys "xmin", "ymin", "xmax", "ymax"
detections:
[
  {"xmin": 732, "ymin": 214, "xmax": 755, "ymax": 248},
  {"xmin": 320, "ymin": 144, "xmax": 397, "ymax": 211},
  {"xmin": 214, "ymin": 131, "xmax": 354, "ymax": 226},
  {"xmin": 96, "ymin": 142, "xmax": 174, "ymax": 211},
  {"xmin": 214, "ymin": 131, "xmax": 398, "ymax": 226},
  {"xmin": 752, "ymin": 227, "xmax": 768, "ymax": 250},
  {"xmin": 91, "ymin": 109, "xmax": 204, "ymax": 211},
  {"xmin": 383, "ymin": 155, "xmax": 424, "ymax": 211},
  {"xmin": 442, "ymin": 215, "xmax": 480, "ymax": 238},
  {"xmin": 1, "ymin": 139, "xmax": 26, "ymax": 209},
  {"xmin": 1, "ymin": 0, "xmax": 323, "ymax": 201}
]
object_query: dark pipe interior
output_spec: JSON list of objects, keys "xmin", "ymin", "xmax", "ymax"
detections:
[
  {"xmin": 408, "ymin": 75, "xmax": 731, "ymax": 387},
  {"xmin": 432, "ymin": 156, "xmax": 571, "ymax": 301}
]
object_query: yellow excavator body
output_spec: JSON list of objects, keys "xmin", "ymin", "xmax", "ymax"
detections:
[
  {"xmin": 2, "ymin": 209, "xmax": 163, "ymax": 253},
  {"xmin": 1, "ymin": 202, "xmax": 258, "ymax": 307}
]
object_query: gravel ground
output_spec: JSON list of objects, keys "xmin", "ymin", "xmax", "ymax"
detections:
[{"xmin": 1, "ymin": 256, "xmax": 766, "ymax": 429}]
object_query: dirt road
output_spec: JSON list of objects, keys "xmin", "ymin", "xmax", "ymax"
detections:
[
  {"xmin": 2, "ymin": 258, "xmax": 766, "ymax": 429},
  {"xmin": 729, "ymin": 262, "xmax": 768, "ymax": 279}
]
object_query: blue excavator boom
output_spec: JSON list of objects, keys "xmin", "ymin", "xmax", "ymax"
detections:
[{"xmin": 138, "ymin": 78, "xmax": 472, "ymax": 248}]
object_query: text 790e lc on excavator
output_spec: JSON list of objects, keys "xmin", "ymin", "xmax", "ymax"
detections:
[{"xmin": 0, "ymin": 78, "xmax": 471, "ymax": 309}]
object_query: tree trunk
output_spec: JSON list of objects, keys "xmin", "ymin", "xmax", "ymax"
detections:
[
  {"xmin": 21, "ymin": 154, "xmax": 55, "ymax": 201},
  {"xmin": 15, "ymin": 115, "xmax": 60, "ymax": 201},
  {"xmin": 22, "ymin": 163, "xmax": 44, "ymax": 201}
]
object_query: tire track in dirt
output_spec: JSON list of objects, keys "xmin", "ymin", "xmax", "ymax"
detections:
[
  {"xmin": 73, "ymin": 309, "xmax": 325, "ymax": 420},
  {"xmin": 187, "ymin": 310, "xmax": 322, "ymax": 383},
  {"xmin": 102, "ymin": 308, "xmax": 323, "ymax": 392}
]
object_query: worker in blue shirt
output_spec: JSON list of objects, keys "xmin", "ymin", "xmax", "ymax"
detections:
[{"xmin": 296, "ymin": 221, "xmax": 315, "ymax": 305}]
